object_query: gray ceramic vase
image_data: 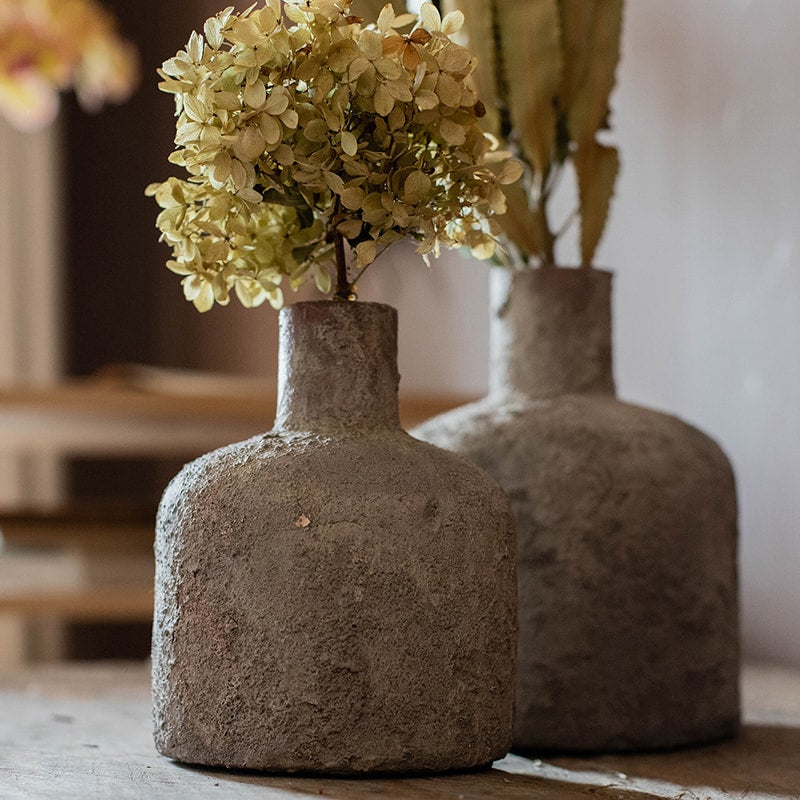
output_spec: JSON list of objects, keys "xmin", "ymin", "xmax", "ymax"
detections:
[
  {"xmin": 152, "ymin": 300, "xmax": 517, "ymax": 773},
  {"xmin": 413, "ymin": 266, "xmax": 739, "ymax": 753}
]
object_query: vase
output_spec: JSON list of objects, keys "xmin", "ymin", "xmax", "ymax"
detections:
[
  {"xmin": 413, "ymin": 266, "xmax": 739, "ymax": 752},
  {"xmin": 152, "ymin": 300, "xmax": 517, "ymax": 773}
]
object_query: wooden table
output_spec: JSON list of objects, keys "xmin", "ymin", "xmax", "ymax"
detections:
[{"xmin": 1, "ymin": 662, "xmax": 799, "ymax": 799}]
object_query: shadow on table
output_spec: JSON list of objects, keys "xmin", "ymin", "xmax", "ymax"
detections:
[
  {"xmin": 178, "ymin": 723, "xmax": 800, "ymax": 799},
  {"xmin": 181, "ymin": 760, "xmax": 666, "ymax": 800},
  {"xmin": 541, "ymin": 723, "xmax": 800, "ymax": 799}
]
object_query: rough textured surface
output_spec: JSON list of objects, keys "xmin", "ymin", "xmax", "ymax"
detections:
[
  {"xmin": 414, "ymin": 267, "xmax": 740, "ymax": 753},
  {"xmin": 152, "ymin": 301, "xmax": 517, "ymax": 774},
  {"xmin": 274, "ymin": 302, "xmax": 400, "ymax": 432},
  {"xmin": 489, "ymin": 267, "xmax": 615, "ymax": 399}
]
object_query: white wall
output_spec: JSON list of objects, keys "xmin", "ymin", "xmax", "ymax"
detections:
[
  {"xmin": 360, "ymin": 1, "xmax": 800, "ymax": 668},
  {"xmin": 611, "ymin": 1, "xmax": 800, "ymax": 669}
]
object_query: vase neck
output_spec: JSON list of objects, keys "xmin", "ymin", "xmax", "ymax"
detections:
[
  {"xmin": 274, "ymin": 301, "xmax": 401, "ymax": 432},
  {"xmin": 488, "ymin": 266, "xmax": 616, "ymax": 400}
]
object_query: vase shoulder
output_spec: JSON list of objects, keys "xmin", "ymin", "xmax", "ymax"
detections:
[{"xmin": 416, "ymin": 393, "xmax": 735, "ymax": 483}]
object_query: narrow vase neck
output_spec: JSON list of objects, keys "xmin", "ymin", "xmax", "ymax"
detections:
[
  {"xmin": 489, "ymin": 266, "xmax": 616, "ymax": 400},
  {"xmin": 274, "ymin": 301, "xmax": 401, "ymax": 432}
]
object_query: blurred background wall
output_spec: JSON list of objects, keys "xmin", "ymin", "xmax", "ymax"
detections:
[
  {"xmin": 10, "ymin": 1, "xmax": 798, "ymax": 664},
  {"xmin": 361, "ymin": 0, "xmax": 800, "ymax": 669},
  {"xmin": 606, "ymin": 0, "xmax": 800, "ymax": 670}
]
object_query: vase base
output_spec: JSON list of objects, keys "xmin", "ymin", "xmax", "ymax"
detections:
[
  {"xmin": 512, "ymin": 715, "xmax": 740, "ymax": 755},
  {"xmin": 155, "ymin": 745, "xmax": 503, "ymax": 776}
]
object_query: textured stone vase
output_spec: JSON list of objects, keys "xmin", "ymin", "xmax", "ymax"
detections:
[
  {"xmin": 152, "ymin": 300, "xmax": 517, "ymax": 773},
  {"xmin": 413, "ymin": 267, "xmax": 739, "ymax": 753}
]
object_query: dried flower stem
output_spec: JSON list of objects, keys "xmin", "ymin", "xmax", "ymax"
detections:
[{"xmin": 333, "ymin": 231, "xmax": 352, "ymax": 301}]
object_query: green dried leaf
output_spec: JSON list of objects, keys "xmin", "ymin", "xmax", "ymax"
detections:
[
  {"xmin": 243, "ymin": 80, "xmax": 267, "ymax": 108},
  {"xmin": 183, "ymin": 95, "xmax": 208, "ymax": 123},
  {"xmin": 313, "ymin": 264, "xmax": 332, "ymax": 294},
  {"xmin": 574, "ymin": 141, "xmax": 619, "ymax": 266},
  {"xmin": 337, "ymin": 217, "xmax": 363, "ymax": 237},
  {"xmin": 341, "ymin": 186, "xmax": 366, "ymax": 209},
  {"xmin": 210, "ymin": 151, "xmax": 232, "ymax": 185},
  {"xmin": 403, "ymin": 170, "xmax": 432, "ymax": 204},
  {"xmin": 443, "ymin": 0, "xmax": 500, "ymax": 135},
  {"xmin": 272, "ymin": 144, "xmax": 294, "ymax": 165},
  {"xmin": 304, "ymin": 118, "xmax": 330, "ymax": 142},
  {"xmin": 497, "ymin": 159, "xmax": 524, "ymax": 185},
  {"xmin": 259, "ymin": 114, "xmax": 282, "ymax": 145},
  {"xmin": 439, "ymin": 117, "xmax": 466, "ymax": 145},
  {"xmin": 415, "ymin": 88, "xmax": 438, "ymax": 110},
  {"xmin": 349, "ymin": 1, "xmax": 410, "ymax": 25},
  {"xmin": 264, "ymin": 89, "xmax": 290, "ymax": 115},
  {"xmin": 374, "ymin": 83, "xmax": 394, "ymax": 115},
  {"xmin": 560, "ymin": 0, "xmax": 623, "ymax": 144},
  {"xmin": 233, "ymin": 125, "xmax": 266, "ymax": 161},
  {"xmin": 420, "ymin": 3, "xmax": 441, "ymax": 31},
  {"xmin": 324, "ymin": 170, "xmax": 345, "ymax": 194},
  {"xmin": 214, "ymin": 91, "xmax": 241, "ymax": 111},
  {"xmin": 238, "ymin": 187, "xmax": 263, "ymax": 204},
  {"xmin": 436, "ymin": 72, "xmax": 462, "ymax": 107},
  {"xmin": 340, "ymin": 130, "xmax": 359, "ymax": 156},
  {"xmin": 496, "ymin": 179, "xmax": 544, "ymax": 259},
  {"xmin": 355, "ymin": 239, "xmax": 377, "ymax": 268},
  {"xmin": 497, "ymin": 0, "xmax": 562, "ymax": 175},
  {"xmin": 280, "ymin": 108, "xmax": 299, "ymax": 129}
]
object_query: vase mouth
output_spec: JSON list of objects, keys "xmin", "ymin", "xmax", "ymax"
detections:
[
  {"xmin": 275, "ymin": 296, "xmax": 401, "ymax": 432},
  {"xmin": 281, "ymin": 299, "xmax": 398, "ymax": 314},
  {"xmin": 488, "ymin": 264, "xmax": 616, "ymax": 399}
]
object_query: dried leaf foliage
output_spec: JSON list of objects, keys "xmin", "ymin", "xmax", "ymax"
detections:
[
  {"xmin": 147, "ymin": 0, "xmax": 521, "ymax": 312},
  {"xmin": 446, "ymin": 0, "xmax": 623, "ymax": 267}
]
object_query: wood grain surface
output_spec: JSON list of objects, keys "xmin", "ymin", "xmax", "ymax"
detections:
[{"xmin": 1, "ymin": 662, "xmax": 799, "ymax": 799}]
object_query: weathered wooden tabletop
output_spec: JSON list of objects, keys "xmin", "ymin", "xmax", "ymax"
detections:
[{"xmin": 1, "ymin": 662, "xmax": 798, "ymax": 799}]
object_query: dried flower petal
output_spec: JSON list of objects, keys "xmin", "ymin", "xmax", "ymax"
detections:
[{"xmin": 148, "ymin": 0, "xmax": 515, "ymax": 311}]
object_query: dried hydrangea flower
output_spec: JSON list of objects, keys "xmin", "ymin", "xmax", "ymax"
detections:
[{"xmin": 147, "ymin": 0, "xmax": 522, "ymax": 311}]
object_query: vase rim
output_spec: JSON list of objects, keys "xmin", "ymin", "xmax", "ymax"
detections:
[{"xmin": 282, "ymin": 299, "xmax": 398, "ymax": 314}]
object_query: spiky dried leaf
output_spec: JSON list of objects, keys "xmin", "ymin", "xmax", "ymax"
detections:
[
  {"xmin": 496, "ymin": 0, "xmax": 562, "ymax": 175},
  {"xmin": 574, "ymin": 141, "xmax": 619, "ymax": 266},
  {"xmin": 561, "ymin": 0, "xmax": 623, "ymax": 144}
]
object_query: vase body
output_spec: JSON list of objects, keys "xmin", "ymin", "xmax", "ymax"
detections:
[
  {"xmin": 413, "ymin": 267, "xmax": 739, "ymax": 752},
  {"xmin": 152, "ymin": 301, "xmax": 517, "ymax": 773}
]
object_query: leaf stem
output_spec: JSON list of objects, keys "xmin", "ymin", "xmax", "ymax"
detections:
[
  {"xmin": 555, "ymin": 206, "xmax": 578, "ymax": 239},
  {"xmin": 351, "ymin": 242, "xmax": 388, "ymax": 287}
]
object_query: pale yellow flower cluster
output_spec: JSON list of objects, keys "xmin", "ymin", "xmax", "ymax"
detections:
[
  {"xmin": 0, "ymin": 0, "xmax": 138, "ymax": 131},
  {"xmin": 147, "ymin": 0, "xmax": 522, "ymax": 312}
]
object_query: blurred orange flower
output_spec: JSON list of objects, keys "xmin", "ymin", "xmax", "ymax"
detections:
[{"xmin": 0, "ymin": 0, "xmax": 138, "ymax": 131}]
